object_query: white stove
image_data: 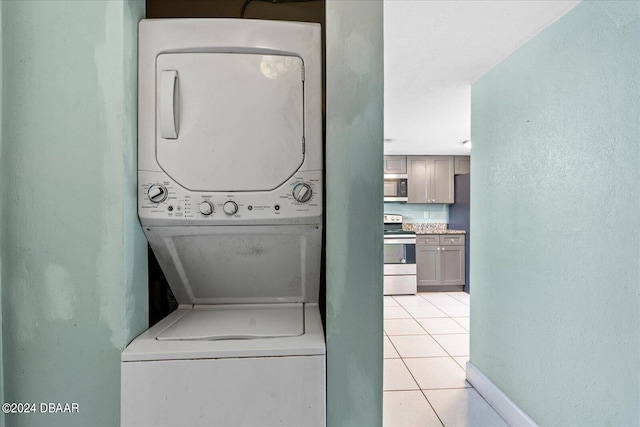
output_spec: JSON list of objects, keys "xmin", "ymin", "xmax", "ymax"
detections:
[{"xmin": 383, "ymin": 214, "xmax": 417, "ymax": 295}]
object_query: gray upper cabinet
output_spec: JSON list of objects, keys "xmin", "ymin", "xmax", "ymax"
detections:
[
  {"xmin": 407, "ymin": 156, "xmax": 454, "ymax": 203},
  {"xmin": 383, "ymin": 156, "xmax": 407, "ymax": 174},
  {"xmin": 407, "ymin": 157, "xmax": 428, "ymax": 202},
  {"xmin": 454, "ymin": 156, "xmax": 470, "ymax": 175}
]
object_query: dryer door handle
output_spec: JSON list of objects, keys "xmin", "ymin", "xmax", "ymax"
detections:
[{"xmin": 160, "ymin": 70, "xmax": 178, "ymax": 139}]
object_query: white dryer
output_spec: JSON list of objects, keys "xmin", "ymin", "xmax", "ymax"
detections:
[{"xmin": 121, "ymin": 19, "xmax": 325, "ymax": 427}]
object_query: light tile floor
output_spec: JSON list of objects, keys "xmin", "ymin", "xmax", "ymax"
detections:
[{"xmin": 383, "ymin": 292, "xmax": 509, "ymax": 427}]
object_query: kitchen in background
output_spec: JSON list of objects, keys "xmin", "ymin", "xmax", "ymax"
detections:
[{"xmin": 384, "ymin": 155, "xmax": 470, "ymax": 296}]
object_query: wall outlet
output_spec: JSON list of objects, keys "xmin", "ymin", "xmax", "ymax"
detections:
[{"xmin": 423, "ymin": 211, "xmax": 430, "ymax": 219}]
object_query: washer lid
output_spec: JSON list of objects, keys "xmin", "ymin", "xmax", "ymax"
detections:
[
  {"xmin": 156, "ymin": 304, "xmax": 304, "ymax": 341},
  {"xmin": 155, "ymin": 53, "xmax": 305, "ymax": 192}
]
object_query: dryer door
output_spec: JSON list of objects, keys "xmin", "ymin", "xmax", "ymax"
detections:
[{"xmin": 155, "ymin": 53, "xmax": 305, "ymax": 192}]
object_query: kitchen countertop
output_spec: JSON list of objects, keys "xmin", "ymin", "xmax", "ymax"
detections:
[
  {"xmin": 416, "ymin": 229, "xmax": 466, "ymax": 235},
  {"xmin": 403, "ymin": 222, "xmax": 466, "ymax": 235}
]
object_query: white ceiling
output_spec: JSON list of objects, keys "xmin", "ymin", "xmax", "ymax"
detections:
[{"xmin": 383, "ymin": 0, "xmax": 581, "ymax": 155}]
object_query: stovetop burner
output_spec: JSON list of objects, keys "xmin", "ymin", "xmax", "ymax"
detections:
[{"xmin": 383, "ymin": 213, "xmax": 415, "ymax": 237}]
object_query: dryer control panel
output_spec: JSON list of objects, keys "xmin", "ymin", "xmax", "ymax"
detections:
[{"xmin": 138, "ymin": 170, "xmax": 322, "ymax": 225}]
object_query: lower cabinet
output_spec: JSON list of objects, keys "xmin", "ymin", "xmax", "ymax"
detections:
[{"xmin": 417, "ymin": 234, "xmax": 465, "ymax": 289}]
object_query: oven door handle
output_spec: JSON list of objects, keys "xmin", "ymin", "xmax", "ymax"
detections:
[{"xmin": 383, "ymin": 238, "xmax": 416, "ymax": 245}]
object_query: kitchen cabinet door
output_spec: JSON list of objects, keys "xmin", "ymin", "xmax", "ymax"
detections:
[
  {"xmin": 430, "ymin": 157, "xmax": 454, "ymax": 203},
  {"xmin": 407, "ymin": 156, "xmax": 454, "ymax": 203},
  {"xmin": 407, "ymin": 157, "xmax": 428, "ymax": 203},
  {"xmin": 416, "ymin": 244, "xmax": 439, "ymax": 286},
  {"xmin": 440, "ymin": 246, "xmax": 465, "ymax": 286},
  {"xmin": 384, "ymin": 156, "xmax": 407, "ymax": 174}
]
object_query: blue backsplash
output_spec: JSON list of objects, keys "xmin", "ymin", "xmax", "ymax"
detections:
[{"xmin": 383, "ymin": 203, "xmax": 449, "ymax": 223}]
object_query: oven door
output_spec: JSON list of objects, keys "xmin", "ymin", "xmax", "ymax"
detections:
[
  {"xmin": 383, "ymin": 237, "xmax": 416, "ymax": 274},
  {"xmin": 383, "ymin": 236, "xmax": 416, "ymax": 295}
]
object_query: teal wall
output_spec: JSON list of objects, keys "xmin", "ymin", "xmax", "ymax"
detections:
[
  {"xmin": 0, "ymin": 1, "xmax": 147, "ymax": 426},
  {"xmin": 0, "ymin": 2, "xmax": 4, "ymax": 418},
  {"xmin": 383, "ymin": 203, "xmax": 448, "ymax": 223},
  {"xmin": 470, "ymin": 1, "xmax": 640, "ymax": 425},
  {"xmin": 326, "ymin": 1, "xmax": 384, "ymax": 425}
]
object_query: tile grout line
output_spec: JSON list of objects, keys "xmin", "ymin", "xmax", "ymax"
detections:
[
  {"xmin": 385, "ymin": 293, "xmax": 476, "ymax": 426},
  {"xmin": 394, "ymin": 296, "xmax": 467, "ymax": 363},
  {"xmin": 420, "ymin": 388, "xmax": 446, "ymax": 427},
  {"xmin": 417, "ymin": 293, "xmax": 472, "ymax": 425},
  {"xmin": 390, "ymin": 297, "xmax": 446, "ymax": 427},
  {"xmin": 389, "ymin": 297, "xmax": 441, "ymax": 387}
]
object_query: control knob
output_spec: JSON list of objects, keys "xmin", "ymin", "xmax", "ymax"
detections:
[
  {"xmin": 292, "ymin": 183, "xmax": 313, "ymax": 203},
  {"xmin": 223, "ymin": 201, "xmax": 238, "ymax": 215},
  {"xmin": 147, "ymin": 184, "xmax": 167, "ymax": 203},
  {"xmin": 199, "ymin": 201, "xmax": 213, "ymax": 216}
]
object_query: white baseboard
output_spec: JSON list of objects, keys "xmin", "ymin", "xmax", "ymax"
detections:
[{"xmin": 466, "ymin": 362, "xmax": 538, "ymax": 427}]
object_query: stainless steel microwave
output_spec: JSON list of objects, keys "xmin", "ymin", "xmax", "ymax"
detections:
[{"xmin": 384, "ymin": 174, "xmax": 408, "ymax": 202}]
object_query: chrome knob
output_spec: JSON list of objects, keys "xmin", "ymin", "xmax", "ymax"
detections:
[
  {"xmin": 147, "ymin": 184, "xmax": 167, "ymax": 203},
  {"xmin": 223, "ymin": 201, "xmax": 238, "ymax": 215},
  {"xmin": 199, "ymin": 201, "xmax": 213, "ymax": 216}
]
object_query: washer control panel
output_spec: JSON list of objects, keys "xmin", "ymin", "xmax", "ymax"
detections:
[{"xmin": 138, "ymin": 170, "xmax": 322, "ymax": 223}]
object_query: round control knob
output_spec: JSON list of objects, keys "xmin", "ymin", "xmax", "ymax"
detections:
[
  {"xmin": 147, "ymin": 184, "xmax": 167, "ymax": 203},
  {"xmin": 223, "ymin": 201, "xmax": 238, "ymax": 215},
  {"xmin": 199, "ymin": 201, "xmax": 213, "ymax": 216},
  {"xmin": 292, "ymin": 183, "xmax": 313, "ymax": 203}
]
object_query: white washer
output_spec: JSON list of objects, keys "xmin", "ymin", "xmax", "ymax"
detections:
[{"xmin": 122, "ymin": 19, "xmax": 324, "ymax": 427}]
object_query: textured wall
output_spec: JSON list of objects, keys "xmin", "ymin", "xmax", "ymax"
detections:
[
  {"xmin": 470, "ymin": 1, "xmax": 640, "ymax": 425},
  {"xmin": 325, "ymin": 1, "xmax": 384, "ymax": 425},
  {"xmin": 0, "ymin": 1, "xmax": 146, "ymax": 426}
]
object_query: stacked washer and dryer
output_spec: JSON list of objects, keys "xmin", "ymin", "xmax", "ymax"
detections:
[{"xmin": 121, "ymin": 19, "xmax": 325, "ymax": 426}]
